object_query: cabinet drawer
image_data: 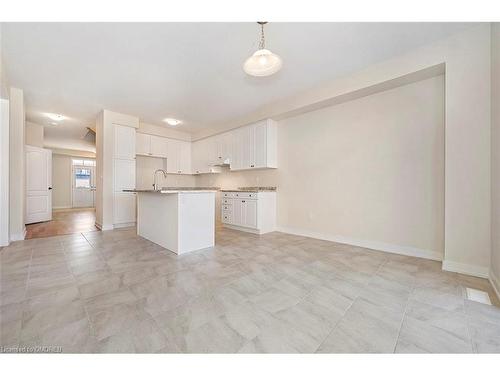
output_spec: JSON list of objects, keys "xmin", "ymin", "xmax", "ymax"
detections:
[
  {"xmin": 222, "ymin": 204, "xmax": 233, "ymax": 213},
  {"xmin": 233, "ymin": 192, "xmax": 257, "ymax": 199}
]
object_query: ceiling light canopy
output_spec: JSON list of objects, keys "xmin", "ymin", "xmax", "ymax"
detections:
[
  {"xmin": 164, "ymin": 118, "xmax": 181, "ymax": 126},
  {"xmin": 243, "ymin": 22, "xmax": 282, "ymax": 77},
  {"xmin": 45, "ymin": 113, "xmax": 66, "ymax": 121}
]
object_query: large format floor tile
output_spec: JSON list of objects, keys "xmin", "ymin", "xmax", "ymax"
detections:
[{"xmin": 1, "ymin": 226, "xmax": 499, "ymax": 353}]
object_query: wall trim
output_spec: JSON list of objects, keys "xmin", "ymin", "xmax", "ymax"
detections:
[
  {"xmin": 10, "ymin": 227, "xmax": 26, "ymax": 242},
  {"xmin": 489, "ymin": 270, "xmax": 500, "ymax": 301},
  {"xmin": 276, "ymin": 226, "xmax": 443, "ymax": 261},
  {"xmin": 52, "ymin": 205, "xmax": 72, "ymax": 210},
  {"xmin": 442, "ymin": 260, "xmax": 490, "ymax": 278}
]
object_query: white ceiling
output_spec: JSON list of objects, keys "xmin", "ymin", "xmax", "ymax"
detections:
[{"xmin": 2, "ymin": 22, "xmax": 475, "ymax": 150}]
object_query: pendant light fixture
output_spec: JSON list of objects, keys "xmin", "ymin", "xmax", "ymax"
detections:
[{"xmin": 243, "ymin": 22, "xmax": 283, "ymax": 77}]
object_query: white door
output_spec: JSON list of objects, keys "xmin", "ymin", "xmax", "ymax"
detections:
[
  {"xmin": 26, "ymin": 146, "xmax": 52, "ymax": 224},
  {"xmin": 72, "ymin": 163, "xmax": 95, "ymax": 208}
]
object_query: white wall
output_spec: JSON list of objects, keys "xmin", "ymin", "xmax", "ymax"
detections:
[
  {"xmin": 136, "ymin": 155, "xmax": 196, "ymax": 190},
  {"xmin": 25, "ymin": 121, "xmax": 44, "ymax": 147},
  {"xmin": 0, "ymin": 98, "xmax": 9, "ymax": 246},
  {"xmin": 9, "ymin": 87, "xmax": 25, "ymax": 241},
  {"xmin": 198, "ymin": 75, "xmax": 445, "ymax": 259},
  {"xmin": 51, "ymin": 153, "xmax": 96, "ymax": 209},
  {"xmin": 52, "ymin": 154, "xmax": 72, "ymax": 209},
  {"xmin": 198, "ymin": 24, "xmax": 492, "ymax": 277},
  {"xmin": 491, "ymin": 23, "xmax": 500, "ymax": 294}
]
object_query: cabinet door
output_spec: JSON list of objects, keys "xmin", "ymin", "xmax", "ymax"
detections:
[
  {"xmin": 207, "ymin": 136, "xmax": 218, "ymax": 165},
  {"xmin": 166, "ymin": 139, "xmax": 180, "ymax": 173},
  {"xmin": 220, "ymin": 132, "xmax": 233, "ymax": 162},
  {"xmin": 238, "ymin": 125, "xmax": 254, "ymax": 169},
  {"xmin": 232, "ymin": 199, "xmax": 243, "ymax": 226},
  {"xmin": 136, "ymin": 133, "xmax": 151, "ymax": 155},
  {"xmin": 114, "ymin": 159, "xmax": 136, "ymax": 191},
  {"xmin": 114, "ymin": 125, "xmax": 136, "ymax": 159},
  {"xmin": 243, "ymin": 199, "xmax": 257, "ymax": 228},
  {"xmin": 247, "ymin": 125, "xmax": 256, "ymax": 169},
  {"xmin": 150, "ymin": 135, "xmax": 168, "ymax": 158},
  {"xmin": 230, "ymin": 127, "xmax": 244, "ymax": 170},
  {"xmin": 179, "ymin": 141, "xmax": 191, "ymax": 174},
  {"xmin": 254, "ymin": 121, "xmax": 267, "ymax": 168},
  {"xmin": 114, "ymin": 192, "xmax": 136, "ymax": 224}
]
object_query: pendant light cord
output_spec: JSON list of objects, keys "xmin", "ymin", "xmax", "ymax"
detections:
[{"xmin": 259, "ymin": 23, "xmax": 266, "ymax": 50}]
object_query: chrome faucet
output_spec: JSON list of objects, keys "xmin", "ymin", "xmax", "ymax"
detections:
[{"xmin": 152, "ymin": 169, "xmax": 167, "ymax": 191}]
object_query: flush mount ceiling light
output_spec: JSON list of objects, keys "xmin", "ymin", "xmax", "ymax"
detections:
[
  {"xmin": 243, "ymin": 22, "xmax": 283, "ymax": 77},
  {"xmin": 164, "ymin": 118, "xmax": 181, "ymax": 126},
  {"xmin": 45, "ymin": 113, "xmax": 66, "ymax": 121}
]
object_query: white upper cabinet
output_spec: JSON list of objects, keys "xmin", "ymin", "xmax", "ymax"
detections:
[
  {"xmin": 166, "ymin": 138, "xmax": 191, "ymax": 174},
  {"xmin": 136, "ymin": 133, "xmax": 151, "ymax": 156},
  {"xmin": 179, "ymin": 141, "xmax": 191, "ymax": 174},
  {"xmin": 114, "ymin": 125, "xmax": 136, "ymax": 159},
  {"xmin": 230, "ymin": 119, "xmax": 277, "ymax": 171},
  {"xmin": 150, "ymin": 136, "xmax": 168, "ymax": 158},
  {"xmin": 136, "ymin": 133, "xmax": 168, "ymax": 158}
]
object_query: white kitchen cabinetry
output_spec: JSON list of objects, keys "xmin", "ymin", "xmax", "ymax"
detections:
[
  {"xmin": 221, "ymin": 191, "xmax": 276, "ymax": 234},
  {"xmin": 230, "ymin": 119, "xmax": 277, "ymax": 171},
  {"xmin": 113, "ymin": 124, "xmax": 137, "ymax": 228},
  {"xmin": 136, "ymin": 133, "xmax": 151, "ymax": 156},
  {"xmin": 191, "ymin": 138, "xmax": 221, "ymax": 174},
  {"xmin": 136, "ymin": 133, "xmax": 168, "ymax": 158},
  {"xmin": 166, "ymin": 138, "xmax": 191, "ymax": 174},
  {"xmin": 150, "ymin": 136, "xmax": 168, "ymax": 158},
  {"xmin": 114, "ymin": 125, "xmax": 136, "ymax": 159}
]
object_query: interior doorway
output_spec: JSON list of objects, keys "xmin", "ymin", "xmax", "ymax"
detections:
[{"xmin": 72, "ymin": 158, "xmax": 96, "ymax": 208}]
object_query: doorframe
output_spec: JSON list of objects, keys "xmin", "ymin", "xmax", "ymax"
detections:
[
  {"xmin": 25, "ymin": 145, "xmax": 52, "ymax": 224},
  {"xmin": 0, "ymin": 98, "xmax": 9, "ymax": 246},
  {"xmin": 71, "ymin": 163, "xmax": 95, "ymax": 208},
  {"xmin": 70, "ymin": 157, "xmax": 96, "ymax": 209}
]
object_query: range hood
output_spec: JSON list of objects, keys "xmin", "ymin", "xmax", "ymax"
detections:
[{"xmin": 211, "ymin": 157, "xmax": 231, "ymax": 166}]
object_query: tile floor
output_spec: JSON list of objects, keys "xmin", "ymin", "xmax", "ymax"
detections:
[
  {"xmin": 1, "ymin": 227, "xmax": 500, "ymax": 353},
  {"xmin": 25, "ymin": 208, "xmax": 97, "ymax": 239}
]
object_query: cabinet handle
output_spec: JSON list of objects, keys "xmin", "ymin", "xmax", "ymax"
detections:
[
  {"xmin": 250, "ymin": 165, "xmax": 254, "ymax": 167},
  {"xmin": 242, "ymin": 200, "xmax": 245, "ymax": 203}
]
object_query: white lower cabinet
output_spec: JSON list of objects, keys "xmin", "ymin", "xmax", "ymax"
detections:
[
  {"xmin": 113, "ymin": 192, "xmax": 136, "ymax": 225},
  {"xmin": 220, "ymin": 192, "xmax": 276, "ymax": 234}
]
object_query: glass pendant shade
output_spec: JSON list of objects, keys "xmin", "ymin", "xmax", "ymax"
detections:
[{"xmin": 243, "ymin": 48, "xmax": 283, "ymax": 77}]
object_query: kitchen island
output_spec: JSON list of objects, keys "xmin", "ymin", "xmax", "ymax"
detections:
[{"xmin": 124, "ymin": 188, "xmax": 218, "ymax": 255}]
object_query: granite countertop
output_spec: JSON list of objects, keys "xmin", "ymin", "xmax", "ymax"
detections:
[
  {"xmin": 220, "ymin": 186, "xmax": 277, "ymax": 192},
  {"xmin": 123, "ymin": 187, "xmax": 220, "ymax": 193}
]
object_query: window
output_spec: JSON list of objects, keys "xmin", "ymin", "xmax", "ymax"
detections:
[
  {"xmin": 72, "ymin": 159, "xmax": 95, "ymax": 166},
  {"xmin": 74, "ymin": 168, "xmax": 91, "ymax": 188}
]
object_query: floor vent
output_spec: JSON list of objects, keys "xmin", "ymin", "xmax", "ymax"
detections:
[{"xmin": 466, "ymin": 287, "xmax": 492, "ymax": 305}]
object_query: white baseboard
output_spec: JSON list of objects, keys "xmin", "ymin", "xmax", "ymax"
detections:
[
  {"xmin": 442, "ymin": 260, "xmax": 490, "ymax": 278},
  {"xmin": 10, "ymin": 227, "xmax": 26, "ymax": 242},
  {"xmin": 489, "ymin": 270, "xmax": 500, "ymax": 300},
  {"xmin": 276, "ymin": 226, "xmax": 443, "ymax": 261},
  {"xmin": 222, "ymin": 223, "xmax": 272, "ymax": 235},
  {"xmin": 52, "ymin": 205, "xmax": 72, "ymax": 210},
  {"xmin": 113, "ymin": 222, "xmax": 135, "ymax": 229}
]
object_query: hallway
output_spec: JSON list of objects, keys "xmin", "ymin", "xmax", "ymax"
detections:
[{"xmin": 25, "ymin": 208, "xmax": 98, "ymax": 239}]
